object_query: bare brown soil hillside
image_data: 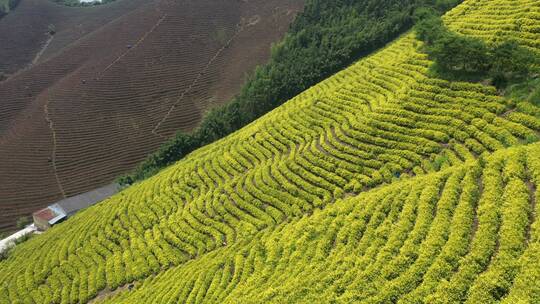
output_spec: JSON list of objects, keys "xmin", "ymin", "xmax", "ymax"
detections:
[
  {"xmin": 0, "ymin": 0, "xmax": 148, "ymax": 75},
  {"xmin": 0, "ymin": 0, "xmax": 304, "ymax": 231}
]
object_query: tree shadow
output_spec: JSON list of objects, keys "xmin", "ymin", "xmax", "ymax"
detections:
[{"xmin": 427, "ymin": 63, "xmax": 489, "ymax": 83}]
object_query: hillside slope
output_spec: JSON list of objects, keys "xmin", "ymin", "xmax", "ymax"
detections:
[
  {"xmin": 101, "ymin": 143, "xmax": 540, "ymax": 303},
  {"xmin": 1, "ymin": 0, "xmax": 540, "ymax": 303},
  {"xmin": 0, "ymin": 0, "xmax": 303, "ymax": 231},
  {"xmin": 0, "ymin": 0, "xmax": 147, "ymax": 75}
]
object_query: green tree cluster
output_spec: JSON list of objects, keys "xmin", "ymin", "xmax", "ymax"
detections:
[
  {"xmin": 415, "ymin": 12, "xmax": 538, "ymax": 86},
  {"xmin": 0, "ymin": 0, "xmax": 8, "ymax": 15},
  {"xmin": 120, "ymin": 0, "xmax": 463, "ymax": 185},
  {"xmin": 0, "ymin": 0, "xmax": 19, "ymax": 18}
]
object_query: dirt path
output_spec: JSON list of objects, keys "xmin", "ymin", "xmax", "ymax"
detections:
[
  {"xmin": 98, "ymin": 13, "xmax": 167, "ymax": 78},
  {"xmin": 31, "ymin": 34, "xmax": 54, "ymax": 66},
  {"xmin": 89, "ymin": 284, "xmax": 130, "ymax": 303},
  {"xmin": 151, "ymin": 20, "xmax": 247, "ymax": 138},
  {"xmin": 3, "ymin": 34, "xmax": 55, "ymax": 82},
  {"xmin": 44, "ymin": 89, "xmax": 66, "ymax": 198}
]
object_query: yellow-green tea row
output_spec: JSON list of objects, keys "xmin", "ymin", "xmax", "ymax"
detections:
[{"xmin": 100, "ymin": 143, "xmax": 540, "ymax": 304}]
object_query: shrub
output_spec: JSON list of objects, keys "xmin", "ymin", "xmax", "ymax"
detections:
[{"xmin": 16, "ymin": 216, "xmax": 31, "ymax": 229}]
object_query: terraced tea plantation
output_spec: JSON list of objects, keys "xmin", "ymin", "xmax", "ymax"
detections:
[
  {"xmin": 1, "ymin": 0, "xmax": 539, "ymax": 303},
  {"xmin": 100, "ymin": 143, "xmax": 540, "ymax": 303}
]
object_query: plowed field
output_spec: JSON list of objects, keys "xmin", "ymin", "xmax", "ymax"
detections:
[{"xmin": 0, "ymin": 0, "xmax": 304, "ymax": 231}]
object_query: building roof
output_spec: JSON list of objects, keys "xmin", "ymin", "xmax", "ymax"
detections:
[
  {"xmin": 56, "ymin": 183, "xmax": 120, "ymax": 215},
  {"xmin": 33, "ymin": 208, "xmax": 57, "ymax": 222},
  {"xmin": 48, "ymin": 204, "xmax": 67, "ymax": 225},
  {"xmin": 33, "ymin": 204, "xmax": 66, "ymax": 225},
  {"xmin": 33, "ymin": 183, "xmax": 120, "ymax": 228}
]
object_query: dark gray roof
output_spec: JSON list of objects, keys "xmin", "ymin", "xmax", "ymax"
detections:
[
  {"xmin": 48, "ymin": 204, "xmax": 67, "ymax": 225},
  {"xmin": 56, "ymin": 183, "xmax": 120, "ymax": 215}
]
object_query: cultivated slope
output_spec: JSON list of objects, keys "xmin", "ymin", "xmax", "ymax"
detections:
[
  {"xmin": 101, "ymin": 143, "xmax": 540, "ymax": 303},
  {"xmin": 0, "ymin": 0, "xmax": 146, "ymax": 75},
  {"xmin": 0, "ymin": 0, "xmax": 303, "ymax": 231},
  {"xmin": 1, "ymin": 0, "xmax": 540, "ymax": 303}
]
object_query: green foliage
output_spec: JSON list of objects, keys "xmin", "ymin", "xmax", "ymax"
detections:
[
  {"xmin": 0, "ymin": 0, "xmax": 19, "ymax": 18},
  {"xmin": 506, "ymin": 76, "xmax": 540, "ymax": 107},
  {"xmin": 13, "ymin": 232, "xmax": 33, "ymax": 245},
  {"xmin": 414, "ymin": 9, "xmax": 445, "ymax": 44},
  {"xmin": 119, "ymin": 133, "xmax": 198, "ymax": 184},
  {"xmin": 122, "ymin": 0, "xmax": 464, "ymax": 185},
  {"xmin": 491, "ymin": 41, "xmax": 536, "ymax": 76},
  {"xmin": 0, "ymin": 247, "xmax": 11, "ymax": 261},
  {"xmin": 433, "ymin": 33, "xmax": 490, "ymax": 72},
  {"xmin": 0, "ymin": 233, "xmax": 32, "ymax": 262},
  {"xmin": 99, "ymin": 144, "xmax": 540, "ymax": 304},
  {"xmin": 0, "ymin": 0, "xmax": 8, "ymax": 15},
  {"xmin": 48, "ymin": 24, "xmax": 56, "ymax": 36},
  {"xmin": 15, "ymin": 216, "xmax": 31, "ymax": 230},
  {"xmin": 1, "ymin": 1, "xmax": 540, "ymax": 303},
  {"xmin": 415, "ymin": 13, "xmax": 539, "ymax": 86},
  {"xmin": 530, "ymin": 85, "xmax": 540, "ymax": 106},
  {"xmin": 432, "ymin": 154, "xmax": 450, "ymax": 171}
]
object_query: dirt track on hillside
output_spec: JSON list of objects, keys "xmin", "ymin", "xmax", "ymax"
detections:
[{"xmin": 0, "ymin": 0, "xmax": 304, "ymax": 231}]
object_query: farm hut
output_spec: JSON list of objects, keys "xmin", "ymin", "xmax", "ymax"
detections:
[
  {"xmin": 32, "ymin": 183, "xmax": 120, "ymax": 230},
  {"xmin": 32, "ymin": 204, "xmax": 66, "ymax": 231}
]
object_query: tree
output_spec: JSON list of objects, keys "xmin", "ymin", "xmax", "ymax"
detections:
[
  {"xmin": 461, "ymin": 35, "xmax": 490, "ymax": 72},
  {"xmin": 415, "ymin": 13, "xmax": 536, "ymax": 82},
  {"xmin": 415, "ymin": 14, "xmax": 445, "ymax": 45},
  {"xmin": 429, "ymin": 33, "xmax": 487, "ymax": 72},
  {"xmin": 490, "ymin": 40, "xmax": 535, "ymax": 76}
]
